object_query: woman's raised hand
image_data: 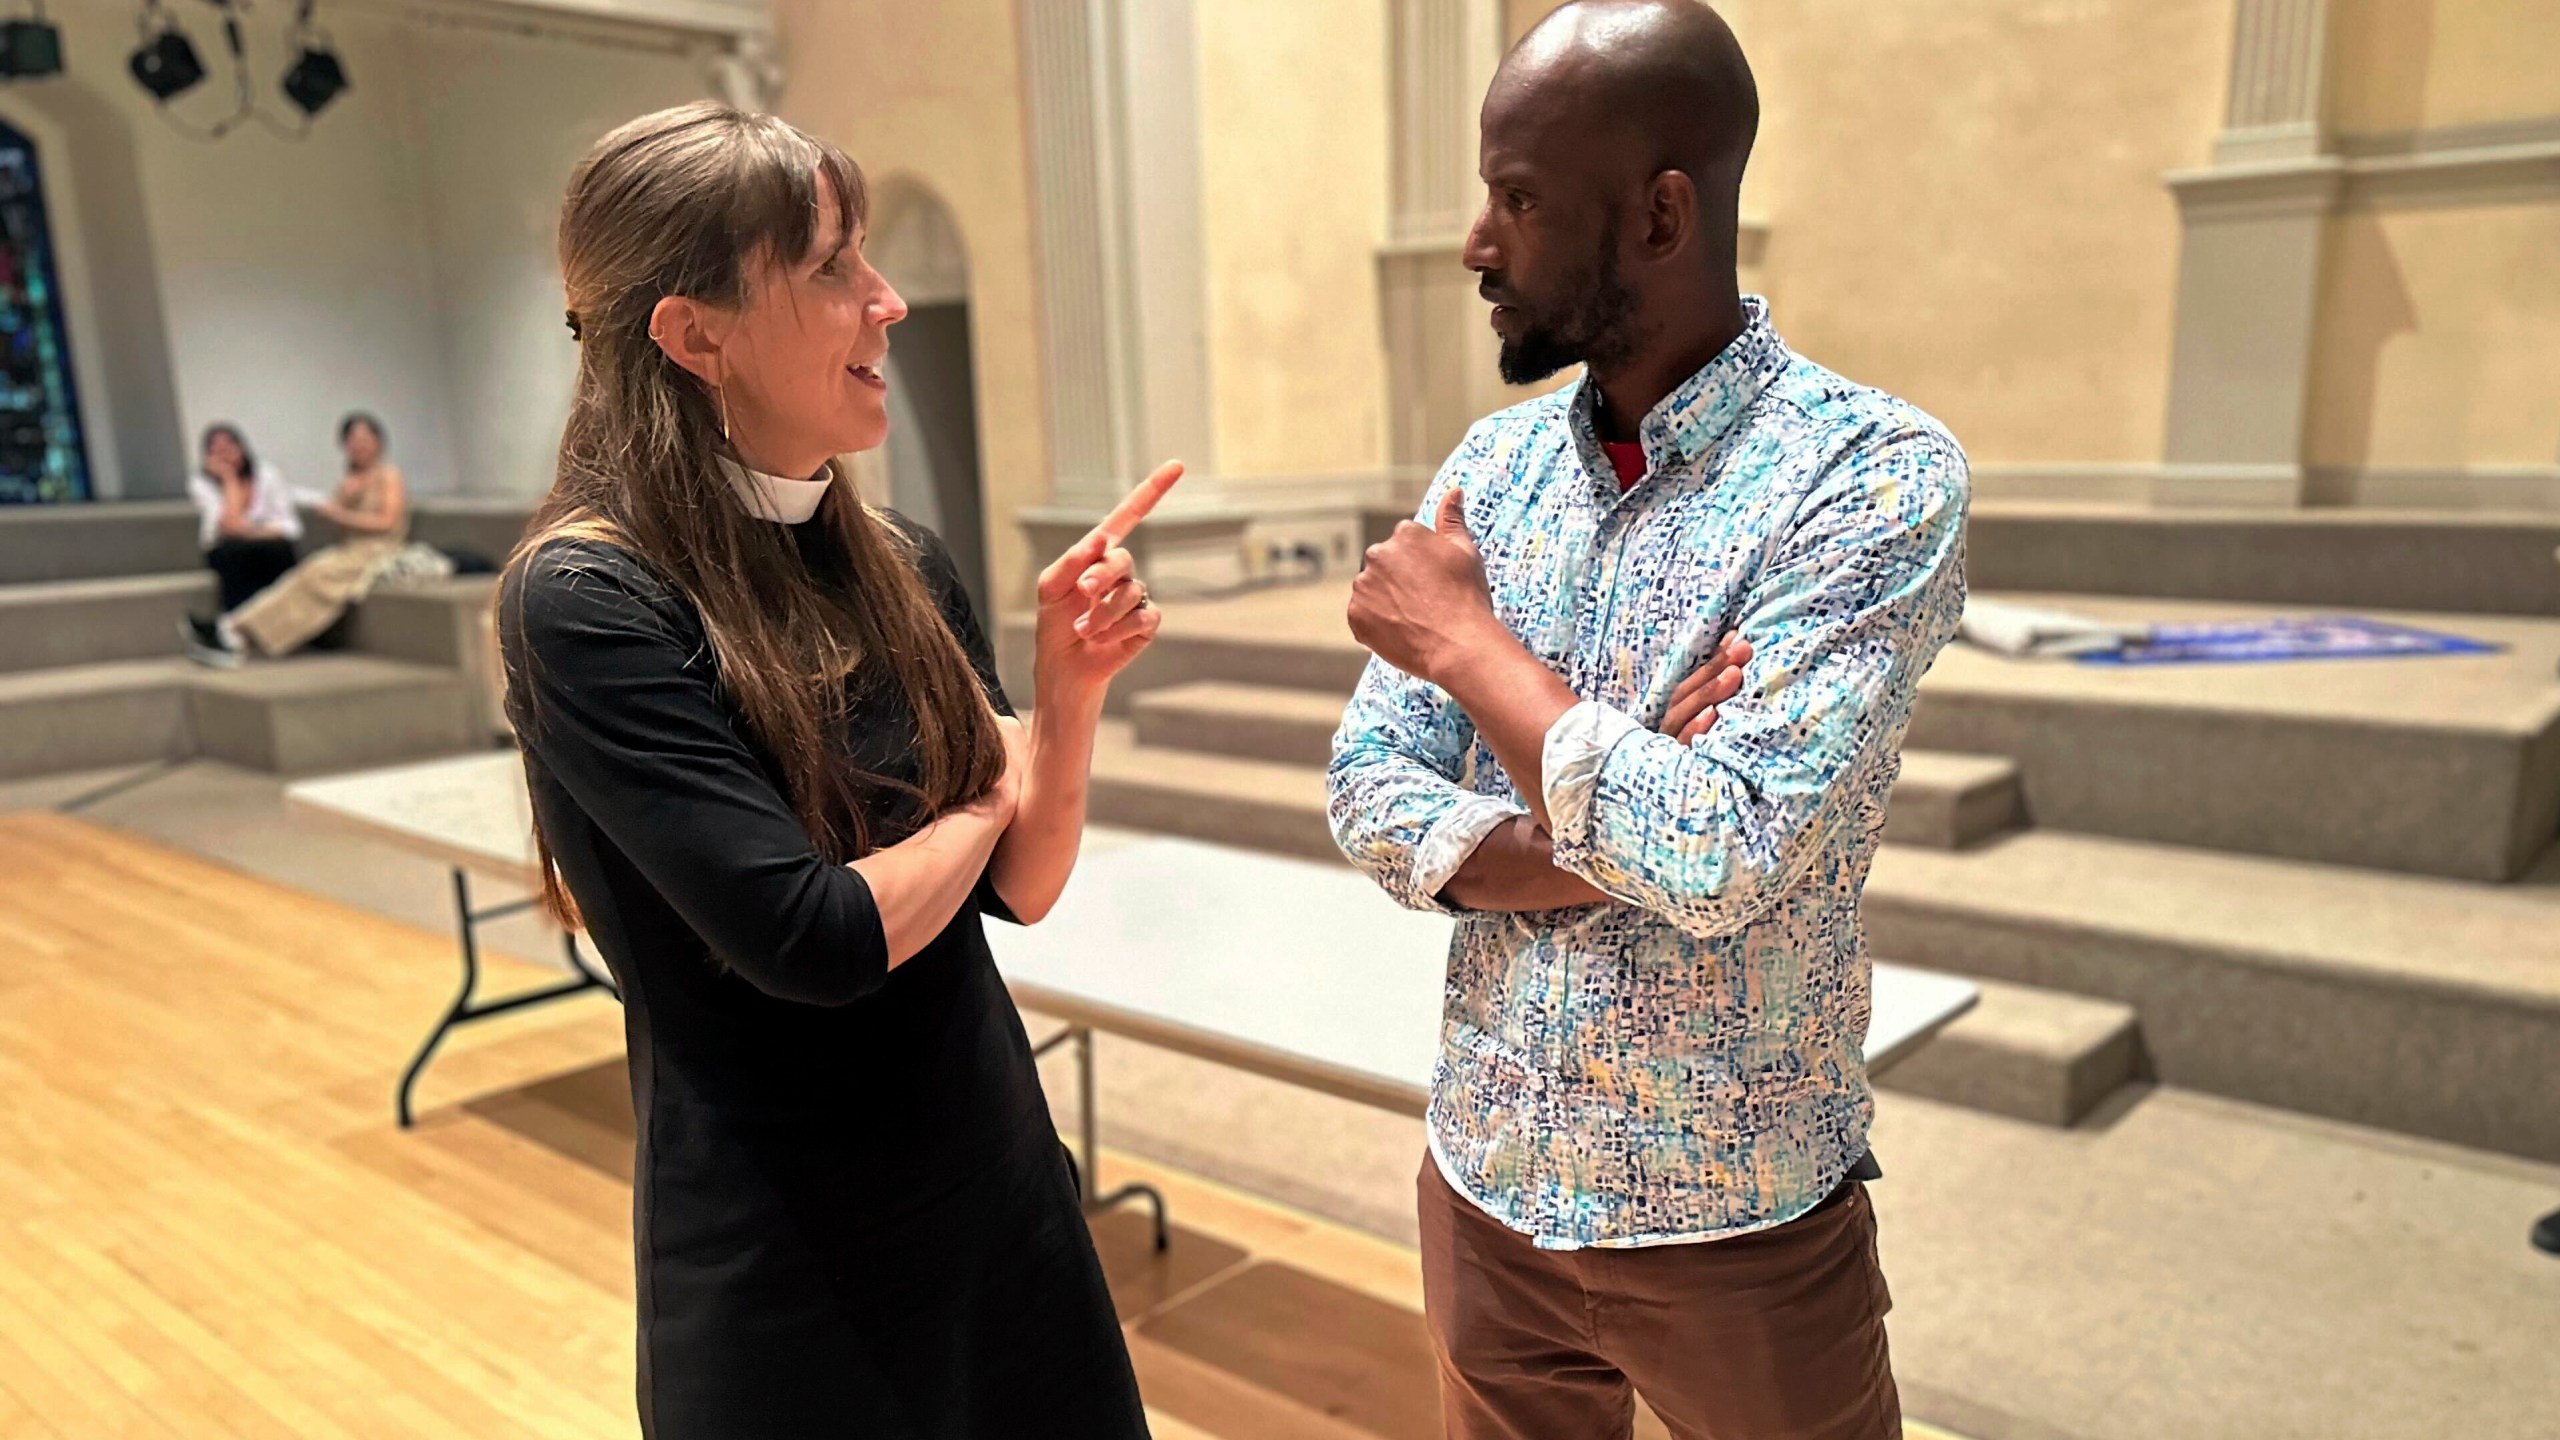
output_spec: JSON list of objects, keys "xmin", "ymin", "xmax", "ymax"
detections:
[{"xmin": 1031, "ymin": 461, "xmax": 1182, "ymax": 710}]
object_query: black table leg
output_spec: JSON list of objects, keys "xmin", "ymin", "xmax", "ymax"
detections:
[
  {"xmin": 395, "ymin": 867, "xmax": 617, "ymax": 1128},
  {"xmin": 1035, "ymin": 1023, "xmax": 1169, "ymax": 1251}
]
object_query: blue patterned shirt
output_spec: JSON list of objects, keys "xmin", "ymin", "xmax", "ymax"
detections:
[{"xmin": 1328, "ymin": 299, "xmax": 1968, "ymax": 1249}]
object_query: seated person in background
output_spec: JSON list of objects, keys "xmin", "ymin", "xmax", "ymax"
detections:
[
  {"xmin": 184, "ymin": 423, "xmax": 301, "ymax": 618},
  {"xmin": 185, "ymin": 411, "xmax": 410, "ymax": 667}
]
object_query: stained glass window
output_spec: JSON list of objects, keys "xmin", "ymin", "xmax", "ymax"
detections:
[{"xmin": 0, "ymin": 121, "xmax": 88, "ymax": 504}]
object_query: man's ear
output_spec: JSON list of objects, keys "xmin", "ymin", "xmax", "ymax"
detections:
[
  {"xmin": 1641, "ymin": 169, "xmax": 1697, "ymax": 263},
  {"xmin": 648, "ymin": 295, "xmax": 727, "ymax": 387}
]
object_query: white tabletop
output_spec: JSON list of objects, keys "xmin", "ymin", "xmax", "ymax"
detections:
[
  {"xmin": 286, "ymin": 757, "xmax": 1978, "ymax": 1117},
  {"xmin": 286, "ymin": 751, "xmax": 536, "ymax": 883},
  {"xmin": 990, "ymin": 834, "xmax": 1977, "ymax": 1117}
]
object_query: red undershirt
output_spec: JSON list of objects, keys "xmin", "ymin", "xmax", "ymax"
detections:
[{"xmin": 1601, "ymin": 439, "xmax": 1647, "ymax": 491}]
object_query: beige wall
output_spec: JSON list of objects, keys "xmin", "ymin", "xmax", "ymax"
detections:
[
  {"xmin": 1505, "ymin": 0, "xmax": 2230, "ymax": 465},
  {"xmin": 2306, "ymin": 201, "xmax": 2560, "ymax": 469},
  {"xmin": 2330, "ymin": 0, "xmax": 2560, "ymax": 136},
  {"xmin": 1196, "ymin": 0, "xmax": 1394, "ymax": 480},
  {"xmin": 777, "ymin": 0, "xmax": 1049, "ymax": 610}
]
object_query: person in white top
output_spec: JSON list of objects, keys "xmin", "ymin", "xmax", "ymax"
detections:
[{"xmin": 183, "ymin": 423, "xmax": 302, "ymax": 616}]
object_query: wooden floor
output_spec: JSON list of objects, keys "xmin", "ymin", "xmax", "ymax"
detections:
[{"xmin": 0, "ymin": 813, "xmax": 1963, "ymax": 1439}]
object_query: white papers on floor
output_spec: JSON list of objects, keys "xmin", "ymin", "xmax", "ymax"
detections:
[{"xmin": 1959, "ymin": 598, "xmax": 2152, "ymax": 658}]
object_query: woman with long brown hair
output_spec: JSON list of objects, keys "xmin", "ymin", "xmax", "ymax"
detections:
[{"xmin": 499, "ymin": 103, "xmax": 1171, "ymax": 1436}]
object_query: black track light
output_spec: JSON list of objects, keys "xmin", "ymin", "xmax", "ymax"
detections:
[
  {"xmin": 280, "ymin": 41, "xmax": 344, "ymax": 115},
  {"xmin": 0, "ymin": 3, "xmax": 63, "ymax": 81},
  {"xmin": 129, "ymin": 3, "xmax": 203, "ymax": 102},
  {"xmin": 281, "ymin": 2, "xmax": 344, "ymax": 117}
]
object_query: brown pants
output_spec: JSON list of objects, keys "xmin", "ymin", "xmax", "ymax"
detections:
[{"xmin": 1418, "ymin": 1156, "xmax": 1898, "ymax": 1440}]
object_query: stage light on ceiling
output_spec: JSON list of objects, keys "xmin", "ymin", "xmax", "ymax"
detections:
[
  {"xmin": 280, "ymin": 3, "xmax": 346, "ymax": 117},
  {"xmin": 128, "ymin": 3, "xmax": 205, "ymax": 102},
  {"xmin": 0, "ymin": 3, "xmax": 63, "ymax": 81}
]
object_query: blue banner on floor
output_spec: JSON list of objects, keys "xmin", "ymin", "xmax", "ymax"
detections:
[{"xmin": 2082, "ymin": 617, "xmax": 2501, "ymax": 666}]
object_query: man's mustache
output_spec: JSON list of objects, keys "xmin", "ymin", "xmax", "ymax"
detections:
[{"xmin": 1478, "ymin": 277, "xmax": 1515, "ymax": 306}]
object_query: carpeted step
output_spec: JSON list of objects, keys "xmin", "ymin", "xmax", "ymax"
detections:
[
  {"xmin": 1910, "ymin": 593, "xmax": 2560, "ymax": 881},
  {"xmin": 188, "ymin": 656, "xmax": 482, "ymax": 776},
  {"xmin": 1965, "ymin": 503, "xmax": 2560, "ymax": 617},
  {"xmin": 0, "ymin": 659, "xmax": 196, "ymax": 779},
  {"xmin": 1865, "ymin": 829, "xmax": 2560, "ymax": 1163},
  {"xmin": 1130, "ymin": 680, "xmax": 2023, "ymax": 849},
  {"xmin": 1038, "ymin": 579, "xmax": 2560, "ymax": 879},
  {"xmin": 1872, "ymin": 977, "xmax": 2143, "ymax": 1126},
  {"xmin": 0, "ymin": 572, "xmax": 213, "ymax": 673},
  {"xmin": 345, "ymin": 577, "xmax": 507, "ymax": 740},
  {"xmin": 0, "ymin": 501, "xmax": 200, "ymax": 585},
  {"xmin": 0, "ymin": 655, "xmax": 485, "ymax": 782},
  {"xmin": 1087, "ymin": 719, "xmax": 1337, "ymax": 862},
  {"xmin": 1883, "ymin": 750, "xmax": 2025, "ymax": 850}
]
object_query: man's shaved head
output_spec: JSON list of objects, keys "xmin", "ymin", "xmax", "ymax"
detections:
[
  {"xmin": 1467, "ymin": 1, "xmax": 1759, "ymax": 389},
  {"xmin": 1494, "ymin": 0, "xmax": 1758, "ymax": 209}
]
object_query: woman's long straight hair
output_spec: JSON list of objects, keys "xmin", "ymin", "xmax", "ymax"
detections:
[{"xmin": 505, "ymin": 102, "xmax": 1005, "ymax": 925}]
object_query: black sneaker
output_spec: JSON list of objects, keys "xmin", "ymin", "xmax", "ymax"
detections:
[
  {"xmin": 179, "ymin": 614, "xmax": 241, "ymax": 669},
  {"xmin": 2534, "ymin": 1207, "xmax": 2560, "ymax": 1257}
]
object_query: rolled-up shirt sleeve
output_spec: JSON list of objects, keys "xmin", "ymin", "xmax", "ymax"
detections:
[
  {"xmin": 1327, "ymin": 449, "xmax": 1528, "ymax": 914},
  {"xmin": 1542, "ymin": 429, "xmax": 1969, "ymax": 938}
]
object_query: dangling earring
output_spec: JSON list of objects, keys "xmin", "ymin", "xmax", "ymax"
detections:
[{"xmin": 714, "ymin": 384, "xmax": 732, "ymax": 446}]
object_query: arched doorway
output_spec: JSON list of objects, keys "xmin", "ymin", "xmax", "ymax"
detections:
[{"xmin": 863, "ymin": 180, "xmax": 990, "ymax": 615}]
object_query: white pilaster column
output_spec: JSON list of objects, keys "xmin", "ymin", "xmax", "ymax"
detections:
[
  {"xmin": 1379, "ymin": 0, "xmax": 1503, "ymax": 486},
  {"xmin": 2158, "ymin": 0, "xmax": 2338, "ymax": 507},
  {"xmin": 2215, "ymin": 0, "xmax": 2330, "ymax": 164},
  {"xmin": 704, "ymin": 32, "xmax": 783, "ymax": 112},
  {"xmin": 1017, "ymin": 0, "xmax": 1240, "ymax": 589}
]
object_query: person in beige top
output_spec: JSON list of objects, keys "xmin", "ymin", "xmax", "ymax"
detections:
[{"xmin": 184, "ymin": 412, "xmax": 411, "ymax": 666}]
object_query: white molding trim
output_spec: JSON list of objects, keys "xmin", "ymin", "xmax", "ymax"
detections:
[
  {"xmin": 1973, "ymin": 462, "xmax": 2560, "ymax": 514},
  {"xmin": 2170, "ymin": 138, "xmax": 2560, "ymax": 213},
  {"xmin": 335, "ymin": 0, "xmax": 770, "ymax": 50},
  {"xmin": 1376, "ymin": 217, "xmax": 1772, "ymax": 262},
  {"xmin": 2338, "ymin": 114, "xmax": 2560, "ymax": 159},
  {"xmin": 2309, "ymin": 465, "xmax": 2560, "ymax": 514},
  {"xmin": 1217, "ymin": 468, "xmax": 1433, "ymax": 517},
  {"xmin": 2163, "ymin": 157, "xmax": 2345, "ymax": 216},
  {"xmin": 1967, "ymin": 463, "xmax": 2162, "ymax": 505}
]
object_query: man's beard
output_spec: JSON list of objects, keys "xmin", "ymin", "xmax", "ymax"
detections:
[{"xmin": 1492, "ymin": 227, "xmax": 1641, "ymax": 387}]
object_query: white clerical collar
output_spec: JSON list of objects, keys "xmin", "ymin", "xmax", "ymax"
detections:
[{"xmin": 718, "ymin": 454, "xmax": 832, "ymax": 525}]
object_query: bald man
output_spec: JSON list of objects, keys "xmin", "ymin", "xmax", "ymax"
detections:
[{"xmin": 1328, "ymin": 3, "xmax": 1967, "ymax": 1435}]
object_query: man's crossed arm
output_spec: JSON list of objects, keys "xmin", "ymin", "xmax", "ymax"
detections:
[{"xmin": 1332, "ymin": 435, "xmax": 1967, "ymax": 936}]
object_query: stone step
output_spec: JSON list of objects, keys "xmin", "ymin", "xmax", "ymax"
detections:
[
  {"xmin": 1966, "ymin": 502, "xmax": 2560, "ymax": 617},
  {"xmin": 1882, "ymin": 750, "xmax": 2026, "ymax": 850},
  {"xmin": 1865, "ymin": 830, "xmax": 2560, "ymax": 1163},
  {"xmin": 1912, "ymin": 593, "xmax": 2560, "ymax": 881},
  {"xmin": 344, "ymin": 576, "xmax": 507, "ymax": 740},
  {"xmin": 0, "ymin": 499, "xmax": 535, "ymax": 586},
  {"xmin": 0, "ymin": 501, "xmax": 200, "ymax": 584},
  {"xmin": 1129, "ymin": 681, "xmax": 1346, "ymax": 767},
  {"xmin": 0, "ymin": 572, "xmax": 213, "ymax": 673},
  {"xmin": 1091, "ymin": 711, "xmax": 2560, "ymax": 1162},
  {"xmin": 0, "ymin": 659, "xmax": 195, "ymax": 779},
  {"xmin": 1042, "ymin": 581, "xmax": 2560, "ymax": 881},
  {"xmin": 1871, "ymin": 977, "xmax": 2144, "ymax": 1126},
  {"xmin": 1087, "ymin": 719, "xmax": 1337, "ymax": 863},
  {"xmin": 1129, "ymin": 680, "xmax": 2023, "ymax": 849},
  {"xmin": 999, "ymin": 587, "xmax": 1371, "ymax": 719},
  {"xmin": 0, "ymin": 656, "xmax": 481, "ymax": 780},
  {"xmin": 189, "ymin": 656, "xmax": 483, "ymax": 776}
]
